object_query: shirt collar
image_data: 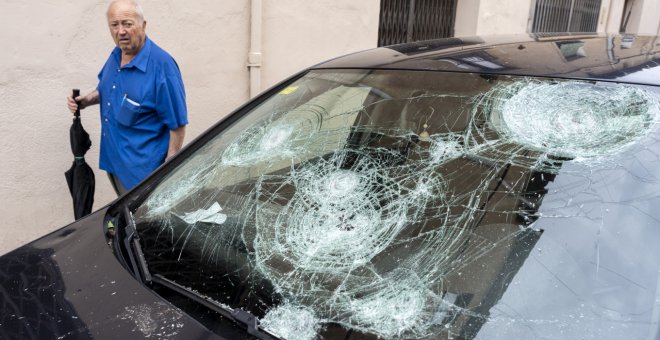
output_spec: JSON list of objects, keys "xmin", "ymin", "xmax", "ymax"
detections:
[{"xmin": 112, "ymin": 36, "xmax": 152, "ymax": 73}]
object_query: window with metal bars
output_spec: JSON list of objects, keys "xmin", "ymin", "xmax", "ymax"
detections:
[
  {"xmin": 378, "ymin": 0, "xmax": 458, "ymax": 47},
  {"xmin": 531, "ymin": 0, "xmax": 602, "ymax": 33}
]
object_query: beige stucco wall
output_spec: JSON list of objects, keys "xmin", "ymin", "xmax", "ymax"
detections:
[
  {"xmin": 454, "ymin": 0, "xmax": 481, "ymax": 36},
  {"xmin": 601, "ymin": 0, "xmax": 660, "ymax": 34},
  {"xmin": 455, "ymin": 0, "xmax": 533, "ymax": 36},
  {"xmin": 624, "ymin": 0, "xmax": 660, "ymax": 34},
  {"xmin": 0, "ymin": 0, "xmax": 379, "ymax": 255},
  {"xmin": 456, "ymin": 0, "xmax": 659, "ymax": 36},
  {"xmin": 261, "ymin": 0, "xmax": 380, "ymax": 89}
]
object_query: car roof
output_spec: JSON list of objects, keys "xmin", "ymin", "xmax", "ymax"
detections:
[{"xmin": 314, "ymin": 34, "xmax": 660, "ymax": 87}]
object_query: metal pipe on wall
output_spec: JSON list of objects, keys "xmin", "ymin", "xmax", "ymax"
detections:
[{"xmin": 248, "ymin": 0, "xmax": 263, "ymax": 98}]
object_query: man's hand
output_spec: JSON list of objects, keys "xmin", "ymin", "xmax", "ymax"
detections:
[{"xmin": 67, "ymin": 90, "xmax": 100, "ymax": 114}]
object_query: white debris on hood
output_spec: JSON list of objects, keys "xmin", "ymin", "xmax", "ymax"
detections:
[{"xmin": 119, "ymin": 302, "xmax": 184, "ymax": 338}]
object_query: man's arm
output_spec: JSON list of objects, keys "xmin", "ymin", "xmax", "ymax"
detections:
[
  {"xmin": 166, "ymin": 125, "xmax": 186, "ymax": 160},
  {"xmin": 67, "ymin": 90, "xmax": 100, "ymax": 114}
]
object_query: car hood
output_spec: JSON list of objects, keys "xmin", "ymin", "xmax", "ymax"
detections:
[{"xmin": 0, "ymin": 208, "xmax": 223, "ymax": 340}]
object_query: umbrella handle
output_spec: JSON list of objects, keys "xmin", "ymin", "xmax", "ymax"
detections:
[{"xmin": 72, "ymin": 89, "xmax": 81, "ymax": 118}]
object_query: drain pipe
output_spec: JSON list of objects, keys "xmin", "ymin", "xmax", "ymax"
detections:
[{"xmin": 248, "ymin": 0, "xmax": 263, "ymax": 98}]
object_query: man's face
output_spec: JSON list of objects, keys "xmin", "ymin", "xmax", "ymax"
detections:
[{"xmin": 107, "ymin": 3, "xmax": 146, "ymax": 56}]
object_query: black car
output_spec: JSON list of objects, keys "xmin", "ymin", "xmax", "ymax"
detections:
[{"xmin": 2, "ymin": 34, "xmax": 660, "ymax": 340}]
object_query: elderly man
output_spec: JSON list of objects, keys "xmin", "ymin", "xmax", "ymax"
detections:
[{"xmin": 67, "ymin": 0, "xmax": 187, "ymax": 195}]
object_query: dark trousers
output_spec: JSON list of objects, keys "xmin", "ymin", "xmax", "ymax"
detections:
[{"xmin": 107, "ymin": 173, "xmax": 129, "ymax": 196}]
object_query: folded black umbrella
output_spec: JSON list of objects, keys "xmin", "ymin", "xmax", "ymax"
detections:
[{"xmin": 65, "ymin": 89, "xmax": 95, "ymax": 220}]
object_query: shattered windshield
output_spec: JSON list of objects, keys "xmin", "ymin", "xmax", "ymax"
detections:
[{"xmin": 132, "ymin": 69, "xmax": 660, "ymax": 339}]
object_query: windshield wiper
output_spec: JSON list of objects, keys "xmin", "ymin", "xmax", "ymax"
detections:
[
  {"xmin": 120, "ymin": 205, "xmax": 153, "ymax": 284},
  {"xmin": 151, "ymin": 274, "xmax": 283, "ymax": 340}
]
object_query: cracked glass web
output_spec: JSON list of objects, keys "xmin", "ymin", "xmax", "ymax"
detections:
[{"xmin": 132, "ymin": 69, "xmax": 660, "ymax": 339}]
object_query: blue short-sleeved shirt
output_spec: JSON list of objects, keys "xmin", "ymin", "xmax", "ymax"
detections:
[{"xmin": 97, "ymin": 37, "xmax": 188, "ymax": 189}]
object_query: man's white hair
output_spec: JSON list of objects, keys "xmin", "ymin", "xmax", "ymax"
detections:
[{"xmin": 107, "ymin": 0, "xmax": 145, "ymax": 24}]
